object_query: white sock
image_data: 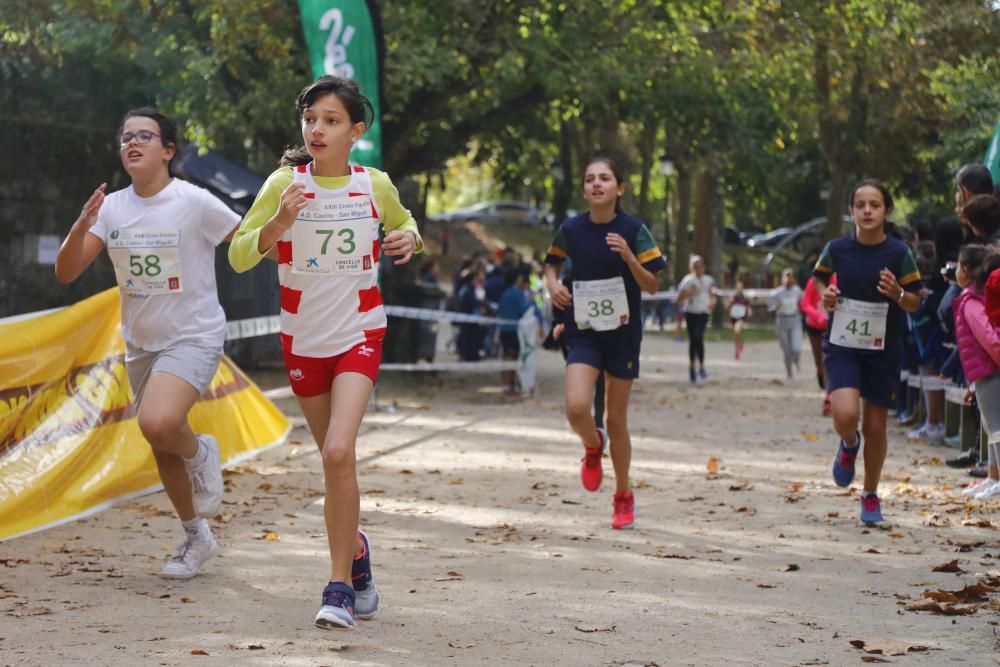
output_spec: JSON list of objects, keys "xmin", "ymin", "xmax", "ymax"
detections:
[
  {"xmin": 181, "ymin": 517, "xmax": 209, "ymax": 540},
  {"xmin": 184, "ymin": 437, "xmax": 208, "ymax": 467}
]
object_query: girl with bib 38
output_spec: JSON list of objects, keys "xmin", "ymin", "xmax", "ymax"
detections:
[
  {"xmin": 55, "ymin": 108, "xmax": 238, "ymax": 579},
  {"xmin": 814, "ymin": 179, "xmax": 921, "ymax": 526},
  {"xmin": 229, "ymin": 76, "xmax": 422, "ymax": 631},
  {"xmin": 544, "ymin": 157, "xmax": 666, "ymax": 530}
]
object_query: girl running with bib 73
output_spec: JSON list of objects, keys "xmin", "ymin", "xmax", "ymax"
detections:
[
  {"xmin": 814, "ymin": 179, "xmax": 922, "ymax": 526},
  {"xmin": 55, "ymin": 108, "xmax": 239, "ymax": 579},
  {"xmin": 229, "ymin": 76, "xmax": 422, "ymax": 631},
  {"xmin": 544, "ymin": 157, "xmax": 666, "ymax": 530}
]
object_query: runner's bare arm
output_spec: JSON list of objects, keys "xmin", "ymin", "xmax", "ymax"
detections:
[
  {"xmin": 545, "ymin": 264, "xmax": 571, "ymax": 309},
  {"xmin": 55, "ymin": 184, "xmax": 108, "ymax": 284},
  {"xmin": 606, "ymin": 232, "xmax": 658, "ymax": 294}
]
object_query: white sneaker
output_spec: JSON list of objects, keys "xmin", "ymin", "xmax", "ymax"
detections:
[
  {"xmin": 907, "ymin": 423, "xmax": 929, "ymax": 440},
  {"xmin": 961, "ymin": 480, "xmax": 988, "ymax": 497},
  {"xmin": 160, "ymin": 531, "xmax": 219, "ymax": 579},
  {"xmin": 185, "ymin": 435, "xmax": 224, "ymax": 518},
  {"xmin": 925, "ymin": 423, "xmax": 946, "ymax": 445},
  {"xmin": 976, "ymin": 480, "xmax": 1000, "ymax": 500}
]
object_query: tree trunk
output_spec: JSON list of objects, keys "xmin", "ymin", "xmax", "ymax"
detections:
[
  {"xmin": 692, "ymin": 165, "xmax": 716, "ymax": 265},
  {"xmin": 825, "ymin": 166, "xmax": 850, "ymax": 241},
  {"xmin": 673, "ymin": 160, "xmax": 692, "ymax": 285},
  {"xmin": 635, "ymin": 121, "xmax": 656, "ymax": 222}
]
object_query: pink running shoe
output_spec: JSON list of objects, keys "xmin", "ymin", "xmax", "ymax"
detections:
[
  {"xmin": 612, "ymin": 491, "xmax": 635, "ymax": 530},
  {"xmin": 580, "ymin": 428, "xmax": 607, "ymax": 492}
]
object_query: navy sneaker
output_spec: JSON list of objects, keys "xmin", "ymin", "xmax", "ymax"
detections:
[
  {"xmin": 859, "ymin": 493, "xmax": 883, "ymax": 525},
  {"xmin": 832, "ymin": 432, "xmax": 860, "ymax": 487},
  {"xmin": 698, "ymin": 367, "xmax": 707, "ymax": 380},
  {"xmin": 352, "ymin": 531, "xmax": 379, "ymax": 620},
  {"xmin": 689, "ymin": 367, "xmax": 697, "ymax": 384},
  {"xmin": 315, "ymin": 581, "xmax": 355, "ymax": 630}
]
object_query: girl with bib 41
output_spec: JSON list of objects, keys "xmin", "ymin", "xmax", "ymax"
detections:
[
  {"xmin": 55, "ymin": 108, "xmax": 239, "ymax": 579},
  {"xmin": 814, "ymin": 179, "xmax": 922, "ymax": 526},
  {"xmin": 544, "ymin": 157, "xmax": 666, "ymax": 530},
  {"xmin": 229, "ymin": 76, "xmax": 422, "ymax": 631}
]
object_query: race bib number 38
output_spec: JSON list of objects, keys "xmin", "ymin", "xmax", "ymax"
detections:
[
  {"xmin": 107, "ymin": 229, "xmax": 182, "ymax": 294},
  {"xmin": 830, "ymin": 297, "xmax": 888, "ymax": 350},
  {"xmin": 573, "ymin": 277, "xmax": 629, "ymax": 331},
  {"xmin": 292, "ymin": 197, "xmax": 375, "ymax": 275}
]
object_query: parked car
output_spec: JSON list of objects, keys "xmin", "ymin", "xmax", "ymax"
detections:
[
  {"xmin": 724, "ymin": 225, "xmax": 750, "ymax": 246},
  {"xmin": 432, "ymin": 200, "xmax": 542, "ymax": 226},
  {"xmin": 746, "ymin": 227, "xmax": 793, "ymax": 248},
  {"xmin": 761, "ymin": 215, "xmax": 853, "ymax": 276}
]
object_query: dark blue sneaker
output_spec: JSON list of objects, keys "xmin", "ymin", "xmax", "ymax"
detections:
[
  {"xmin": 859, "ymin": 493, "xmax": 883, "ymax": 525},
  {"xmin": 698, "ymin": 367, "xmax": 707, "ymax": 380},
  {"xmin": 352, "ymin": 531, "xmax": 379, "ymax": 620},
  {"xmin": 832, "ymin": 433, "xmax": 860, "ymax": 487},
  {"xmin": 689, "ymin": 367, "xmax": 697, "ymax": 384},
  {"xmin": 315, "ymin": 581, "xmax": 355, "ymax": 630}
]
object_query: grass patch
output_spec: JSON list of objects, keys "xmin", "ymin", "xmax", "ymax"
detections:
[{"xmin": 646, "ymin": 325, "xmax": 778, "ymax": 342}]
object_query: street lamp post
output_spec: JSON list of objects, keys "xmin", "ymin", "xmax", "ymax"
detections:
[{"xmin": 659, "ymin": 153, "xmax": 675, "ymax": 256}]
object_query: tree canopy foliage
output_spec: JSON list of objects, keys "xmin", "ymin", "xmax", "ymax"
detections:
[{"xmin": 3, "ymin": 0, "xmax": 1000, "ymax": 275}]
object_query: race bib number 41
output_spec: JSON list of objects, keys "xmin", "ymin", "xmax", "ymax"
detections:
[
  {"xmin": 107, "ymin": 229, "xmax": 182, "ymax": 294},
  {"xmin": 292, "ymin": 197, "xmax": 375, "ymax": 275},
  {"xmin": 573, "ymin": 277, "xmax": 629, "ymax": 331},
  {"xmin": 830, "ymin": 297, "xmax": 888, "ymax": 350}
]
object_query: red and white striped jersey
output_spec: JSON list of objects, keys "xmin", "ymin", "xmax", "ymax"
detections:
[{"xmin": 276, "ymin": 163, "xmax": 386, "ymax": 358}]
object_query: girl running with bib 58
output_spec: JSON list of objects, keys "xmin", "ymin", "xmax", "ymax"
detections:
[
  {"xmin": 814, "ymin": 179, "xmax": 922, "ymax": 526},
  {"xmin": 55, "ymin": 108, "xmax": 239, "ymax": 579},
  {"xmin": 229, "ymin": 76, "xmax": 422, "ymax": 630}
]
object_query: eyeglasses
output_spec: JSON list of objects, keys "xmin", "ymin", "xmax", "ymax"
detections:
[{"xmin": 116, "ymin": 130, "xmax": 161, "ymax": 147}]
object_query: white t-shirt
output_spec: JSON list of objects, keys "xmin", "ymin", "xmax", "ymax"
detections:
[
  {"xmin": 89, "ymin": 179, "xmax": 239, "ymax": 351},
  {"xmin": 678, "ymin": 273, "xmax": 715, "ymax": 314}
]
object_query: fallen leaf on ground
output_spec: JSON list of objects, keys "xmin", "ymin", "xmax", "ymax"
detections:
[
  {"xmin": 850, "ymin": 637, "xmax": 932, "ymax": 656},
  {"xmin": 448, "ymin": 640, "xmax": 475, "ymax": 649},
  {"xmin": 756, "ymin": 584, "xmax": 776, "ymax": 589},
  {"xmin": 801, "ymin": 431, "xmax": 819, "ymax": 442},
  {"xmin": 248, "ymin": 644, "xmax": 264, "ymax": 650},
  {"xmin": 931, "ymin": 559, "xmax": 963, "ymax": 573},
  {"xmin": 9, "ymin": 607, "xmax": 52, "ymax": 617},
  {"xmin": 904, "ymin": 598, "xmax": 979, "ymax": 615},
  {"xmin": 646, "ymin": 552, "xmax": 692, "ymax": 560},
  {"xmin": 783, "ymin": 564, "xmax": 800, "ymax": 572},
  {"xmin": 575, "ymin": 624, "xmax": 616, "ymax": 633},
  {"xmin": 191, "ymin": 649, "xmax": 209, "ymax": 656},
  {"xmin": 260, "ymin": 532, "xmax": 279, "ymax": 541},
  {"xmin": 706, "ymin": 457, "xmax": 719, "ymax": 473},
  {"xmin": 860, "ymin": 657, "xmax": 891, "ymax": 663}
]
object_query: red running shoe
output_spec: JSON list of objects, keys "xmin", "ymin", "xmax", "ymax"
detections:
[
  {"xmin": 612, "ymin": 491, "xmax": 635, "ymax": 530},
  {"xmin": 580, "ymin": 428, "xmax": 607, "ymax": 492},
  {"xmin": 822, "ymin": 396, "xmax": 832, "ymax": 416}
]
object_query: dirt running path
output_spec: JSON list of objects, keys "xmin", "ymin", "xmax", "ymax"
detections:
[{"xmin": 3, "ymin": 334, "xmax": 999, "ymax": 666}]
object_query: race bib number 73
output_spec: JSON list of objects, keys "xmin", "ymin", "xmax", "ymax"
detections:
[{"xmin": 292, "ymin": 197, "xmax": 375, "ymax": 275}]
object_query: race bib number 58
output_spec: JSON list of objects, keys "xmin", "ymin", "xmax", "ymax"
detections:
[{"xmin": 107, "ymin": 229, "xmax": 182, "ymax": 294}]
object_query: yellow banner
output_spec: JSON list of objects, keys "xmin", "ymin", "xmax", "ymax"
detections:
[{"xmin": 0, "ymin": 288, "xmax": 290, "ymax": 540}]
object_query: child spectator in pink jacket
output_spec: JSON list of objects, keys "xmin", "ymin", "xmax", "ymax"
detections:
[{"xmin": 954, "ymin": 244, "xmax": 1000, "ymax": 499}]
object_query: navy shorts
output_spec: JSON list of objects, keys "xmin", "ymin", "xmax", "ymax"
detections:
[
  {"xmin": 823, "ymin": 344, "xmax": 900, "ymax": 409},
  {"xmin": 565, "ymin": 335, "xmax": 639, "ymax": 379}
]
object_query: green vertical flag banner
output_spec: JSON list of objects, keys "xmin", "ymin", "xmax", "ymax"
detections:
[
  {"xmin": 297, "ymin": 0, "xmax": 384, "ymax": 169},
  {"xmin": 985, "ymin": 120, "xmax": 1000, "ymax": 183}
]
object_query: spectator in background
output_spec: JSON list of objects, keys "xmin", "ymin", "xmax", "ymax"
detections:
[
  {"xmin": 955, "ymin": 163, "xmax": 994, "ymax": 231},
  {"xmin": 801, "ymin": 275, "xmax": 834, "ymax": 415},
  {"xmin": 419, "ymin": 258, "xmax": 439, "ymax": 288},
  {"xmin": 963, "ymin": 194, "xmax": 1000, "ymax": 244},
  {"xmin": 768, "ymin": 270, "xmax": 803, "ymax": 381},
  {"xmin": 456, "ymin": 266, "xmax": 488, "ymax": 361},
  {"xmin": 497, "ymin": 266, "xmax": 532, "ymax": 396},
  {"xmin": 677, "ymin": 254, "xmax": 717, "ymax": 384}
]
